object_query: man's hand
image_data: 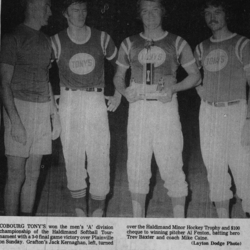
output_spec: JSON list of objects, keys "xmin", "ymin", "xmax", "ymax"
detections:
[
  {"xmin": 125, "ymin": 85, "xmax": 144, "ymax": 103},
  {"xmin": 158, "ymin": 87, "xmax": 173, "ymax": 103},
  {"xmin": 241, "ymin": 119, "xmax": 250, "ymax": 146},
  {"xmin": 157, "ymin": 76, "xmax": 176, "ymax": 103},
  {"xmin": 163, "ymin": 75, "xmax": 177, "ymax": 86},
  {"xmin": 11, "ymin": 121, "xmax": 27, "ymax": 145},
  {"xmin": 51, "ymin": 112, "xmax": 61, "ymax": 140},
  {"xmin": 196, "ymin": 85, "xmax": 205, "ymax": 97},
  {"xmin": 105, "ymin": 91, "xmax": 122, "ymax": 112}
]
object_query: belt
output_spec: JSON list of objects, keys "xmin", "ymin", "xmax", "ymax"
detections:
[
  {"xmin": 65, "ymin": 87, "xmax": 103, "ymax": 92},
  {"xmin": 204, "ymin": 99, "xmax": 241, "ymax": 107},
  {"xmin": 146, "ymin": 99, "xmax": 158, "ymax": 101}
]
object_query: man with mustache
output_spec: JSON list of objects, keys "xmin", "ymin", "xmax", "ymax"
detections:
[
  {"xmin": 0, "ymin": 0, "xmax": 60, "ymax": 216},
  {"xmin": 195, "ymin": 0, "xmax": 250, "ymax": 218}
]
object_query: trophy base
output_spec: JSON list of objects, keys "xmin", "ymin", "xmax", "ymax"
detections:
[
  {"xmin": 138, "ymin": 92, "xmax": 167, "ymax": 100},
  {"xmin": 129, "ymin": 82, "xmax": 167, "ymax": 100}
]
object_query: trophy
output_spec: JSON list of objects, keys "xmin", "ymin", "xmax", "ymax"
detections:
[
  {"xmin": 129, "ymin": 40, "xmax": 174, "ymax": 100},
  {"xmin": 137, "ymin": 40, "xmax": 160, "ymax": 100}
]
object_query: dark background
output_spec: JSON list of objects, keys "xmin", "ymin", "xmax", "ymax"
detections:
[
  {"xmin": 2, "ymin": 0, "xmax": 250, "ymax": 44},
  {"xmin": 2, "ymin": 0, "xmax": 250, "ymax": 93}
]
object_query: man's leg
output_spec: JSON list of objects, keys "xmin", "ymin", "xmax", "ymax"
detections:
[
  {"xmin": 86, "ymin": 92, "xmax": 111, "ymax": 217},
  {"xmin": 214, "ymin": 200, "xmax": 229, "ymax": 218},
  {"xmin": 4, "ymin": 155, "xmax": 26, "ymax": 216},
  {"xmin": 71, "ymin": 189, "xmax": 87, "ymax": 217},
  {"xmin": 228, "ymin": 101, "xmax": 250, "ymax": 217},
  {"xmin": 89, "ymin": 195, "xmax": 106, "ymax": 217},
  {"xmin": 171, "ymin": 197, "xmax": 186, "ymax": 218},
  {"xmin": 199, "ymin": 102, "xmax": 232, "ymax": 218},
  {"xmin": 154, "ymin": 98, "xmax": 187, "ymax": 218},
  {"xmin": 127, "ymin": 101, "xmax": 153, "ymax": 218},
  {"xmin": 60, "ymin": 88, "xmax": 88, "ymax": 217},
  {"xmin": 20, "ymin": 154, "xmax": 42, "ymax": 215},
  {"xmin": 131, "ymin": 193, "xmax": 146, "ymax": 218}
]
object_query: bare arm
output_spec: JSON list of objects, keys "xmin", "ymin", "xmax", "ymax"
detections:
[
  {"xmin": 172, "ymin": 63, "xmax": 201, "ymax": 93},
  {"xmin": 114, "ymin": 65, "xmax": 140, "ymax": 103},
  {"xmin": 0, "ymin": 63, "xmax": 26, "ymax": 144},
  {"xmin": 105, "ymin": 61, "xmax": 122, "ymax": 112},
  {"xmin": 48, "ymin": 82, "xmax": 61, "ymax": 140},
  {"xmin": 48, "ymin": 82, "xmax": 58, "ymax": 116},
  {"xmin": 113, "ymin": 66, "xmax": 127, "ymax": 97},
  {"xmin": 171, "ymin": 44, "xmax": 201, "ymax": 93},
  {"xmin": 245, "ymin": 70, "xmax": 250, "ymax": 119},
  {"xmin": 241, "ymin": 69, "xmax": 250, "ymax": 146},
  {"xmin": 158, "ymin": 45, "xmax": 201, "ymax": 103}
]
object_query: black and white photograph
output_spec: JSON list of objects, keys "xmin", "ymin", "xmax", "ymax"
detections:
[{"xmin": 0, "ymin": 0, "xmax": 250, "ymax": 249}]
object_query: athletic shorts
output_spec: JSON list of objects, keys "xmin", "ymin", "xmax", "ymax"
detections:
[{"xmin": 4, "ymin": 98, "xmax": 52, "ymax": 158}]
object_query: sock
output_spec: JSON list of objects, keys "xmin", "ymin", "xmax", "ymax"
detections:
[
  {"xmin": 171, "ymin": 196, "xmax": 185, "ymax": 218},
  {"xmin": 131, "ymin": 193, "xmax": 146, "ymax": 218},
  {"xmin": 70, "ymin": 189, "xmax": 87, "ymax": 217},
  {"xmin": 215, "ymin": 200, "xmax": 229, "ymax": 218},
  {"xmin": 89, "ymin": 195, "xmax": 106, "ymax": 217}
]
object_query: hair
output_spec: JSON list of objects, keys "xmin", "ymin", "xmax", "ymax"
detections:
[
  {"xmin": 20, "ymin": 0, "xmax": 36, "ymax": 12},
  {"xmin": 20, "ymin": 0, "xmax": 45, "ymax": 19},
  {"xmin": 62, "ymin": 0, "xmax": 87, "ymax": 14},
  {"xmin": 136, "ymin": 0, "xmax": 166, "ymax": 18},
  {"xmin": 201, "ymin": 0, "xmax": 231, "ymax": 21}
]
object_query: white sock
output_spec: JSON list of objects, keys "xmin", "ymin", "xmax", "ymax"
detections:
[
  {"xmin": 216, "ymin": 208, "xmax": 229, "ymax": 218},
  {"xmin": 75, "ymin": 208, "xmax": 87, "ymax": 217},
  {"xmin": 173, "ymin": 205, "xmax": 185, "ymax": 218},
  {"xmin": 132, "ymin": 200, "xmax": 144, "ymax": 218},
  {"xmin": 215, "ymin": 200, "xmax": 229, "ymax": 218}
]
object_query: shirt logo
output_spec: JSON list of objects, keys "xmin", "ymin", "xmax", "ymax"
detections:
[
  {"xmin": 138, "ymin": 46, "xmax": 166, "ymax": 67},
  {"xmin": 204, "ymin": 49, "xmax": 228, "ymax": 72},
  {"xmin": 69, "ymin": 53, "xmax": 95, "ymax": 75}
]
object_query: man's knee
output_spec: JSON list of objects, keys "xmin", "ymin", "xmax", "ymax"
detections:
[{"xmin": 26, "ymin": 167, "xmax": 40, "ymax": 183}]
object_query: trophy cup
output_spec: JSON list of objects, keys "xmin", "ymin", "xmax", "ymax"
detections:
[{"xmin": 138, "ymin": 40, "xmax": 159, "ymax": 100}]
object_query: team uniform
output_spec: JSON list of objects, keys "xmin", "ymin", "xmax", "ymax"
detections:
[
  {"xmin": 195, "ymin": 33, "xmax": 250, "ymax": 213},
  {"xmin": 51, "ymin": 27, "xmax": 117, "ymax": 200},
  {"xmin": 116, "ymin": 32, "xmax": 195, "ymax": 197},
  {"xmin": 0, "ymin": 24, "xmax": 53, "ymax": 157}
]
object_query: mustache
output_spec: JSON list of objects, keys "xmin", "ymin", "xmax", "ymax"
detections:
[{"xmin": 209, "ymin": 20, "xmax": 218, "ymax": 24}]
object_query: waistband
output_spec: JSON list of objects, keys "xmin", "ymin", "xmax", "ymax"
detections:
[
  {"xmin": 202, "ymin": 99, "xmax": 242, "ymax": 107},
  {"xmin": 64, "ymin": 87, "xmax": 103, "ymax": 92}
]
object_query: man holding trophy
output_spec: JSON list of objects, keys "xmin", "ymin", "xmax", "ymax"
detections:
[{"xmin": 114, "ymin": 0, "xmax": 200, "ymax": 217}]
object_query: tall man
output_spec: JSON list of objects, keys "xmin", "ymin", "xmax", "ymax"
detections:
[
  {"xmin": 51, "ymin": 0, "xmax": 121, "ymax": 217},
  {"xmin": 114, "ymin": 0, "xmax": 200, "ymax": 217},
  {"xmin": 0, "ymin": 0, "xmax": 60, "ymax": 216},
  {"xmin": 195, "ymin": 0, "xmax": 250, "ymax": 218}
]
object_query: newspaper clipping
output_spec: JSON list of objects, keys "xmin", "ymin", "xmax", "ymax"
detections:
[
  {"xmin": 1, "ymin": 0, "xmax": 250, "ymax": 249},
  {"xmin": 0, "ymin": 217, "xmax": 249, "ymax": 249}
]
